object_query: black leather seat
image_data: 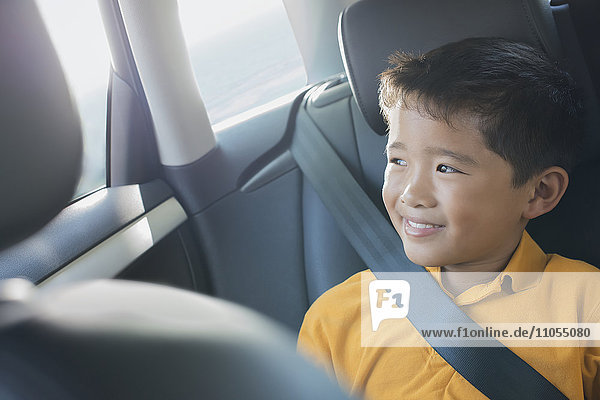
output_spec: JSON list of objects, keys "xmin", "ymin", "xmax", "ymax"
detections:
[{"xmin": 296, "ymin": 0, "xmax": 599, "ymax": 309}]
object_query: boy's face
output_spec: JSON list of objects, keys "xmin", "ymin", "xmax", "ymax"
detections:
[{"xmin": 383, "ymin": 107, "xmax": 532, "ymax": 271}]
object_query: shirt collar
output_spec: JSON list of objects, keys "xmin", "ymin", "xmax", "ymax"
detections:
[
  {"xmin": 501, "ymin": 230, "xmax": 547, "ymax": 291},
  {"xmin": 425, "ymin": 230, "xmax": 547, "ymax": 305}
]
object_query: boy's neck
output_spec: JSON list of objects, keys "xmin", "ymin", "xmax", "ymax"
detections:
[
  {"xmin": 441, "ymin": 254, "xmax": 512, "ymax": 273},
  {"xmin": 440, "ymin": 269, "xmax": 502, "ymax": 297},
  {"xmin": 439, "ymin": 233, "xmax": 523, "ymax": 297}
]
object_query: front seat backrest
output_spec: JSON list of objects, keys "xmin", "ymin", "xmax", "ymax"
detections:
[
  {"xmin": 0, "ymin": 0, "xmax": 82, "ymax": 249},
  {"xmin": 0, "ymin": 2, "xmax": 350, "ymax": 399}
]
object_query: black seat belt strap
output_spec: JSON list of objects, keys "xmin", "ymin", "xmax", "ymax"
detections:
[{"xmin": 290, "ymin": 105, "xmax": 567, "ymax": 400}]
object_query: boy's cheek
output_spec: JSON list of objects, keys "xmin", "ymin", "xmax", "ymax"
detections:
[
  {"xmin": 382, "ymin": 164, "xmax": 393, "ymax": 187},
  {"xmin": 382, "ymin": 170, "xmax": 406, "ymax": 197},
  {"xmin": 381, "ymin": 181, "xmax": 401, "ymax": 213}
]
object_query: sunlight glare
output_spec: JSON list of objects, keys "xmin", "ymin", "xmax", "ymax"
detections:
[{"xmin": 35, "ymin": 0, "xmax": 111, "ymax": 99}]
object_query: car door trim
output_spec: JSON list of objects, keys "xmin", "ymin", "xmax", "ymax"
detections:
[{"xmin": 39, "ymin": 197, "xmax": 187, "ymax": 289}]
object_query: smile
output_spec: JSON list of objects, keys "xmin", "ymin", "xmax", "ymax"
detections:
[
  {"xmin": 403, "ymin": 217, "xmax": 445, "ymax": 237},
  {"xmin": 407, "ymin": 220, "xmax": 443, "ymax": 229}
]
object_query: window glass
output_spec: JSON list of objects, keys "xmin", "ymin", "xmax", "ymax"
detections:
[
  {"xmin": 35, "ymin": 0, "xmax": 111, "ymax": 198},
  {"xmin": 178, "ymin": 0, "xmax": 306, "ymax": 126}
]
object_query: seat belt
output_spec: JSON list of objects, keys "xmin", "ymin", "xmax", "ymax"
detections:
[{"xmin": 290, "ymin": 105, "xmax": 567, "ymax": 400}]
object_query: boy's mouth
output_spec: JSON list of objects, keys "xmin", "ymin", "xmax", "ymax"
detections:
[{"xmin": 403, "ymin": 217, "xmax": 445, "ymax": 237}]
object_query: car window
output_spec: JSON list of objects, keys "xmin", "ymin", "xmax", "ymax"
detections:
[
  {"xmin": 35, "ymin": 0, "xmax": 111, "ymax": 198},
  {"xmin": 178, "ymin": 0, "xmax": 307, "ymax": 127}
]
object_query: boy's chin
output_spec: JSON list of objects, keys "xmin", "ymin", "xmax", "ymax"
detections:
[{"xmin": 403, "ymin": 248, "xmax": 445, "ymax": 268}]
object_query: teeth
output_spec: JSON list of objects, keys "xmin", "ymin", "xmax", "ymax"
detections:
[{"xmin": 407, "ymin": 220, "xmax": 442, "ymax": 229}]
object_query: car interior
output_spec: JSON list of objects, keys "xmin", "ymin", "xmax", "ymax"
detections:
[{"xmin": 0, "ymin": 0, "xmax": 598, "ymax": 398}]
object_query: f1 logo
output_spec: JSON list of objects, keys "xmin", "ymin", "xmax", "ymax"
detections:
[{"xmin": 369, "ymin": 280, "xmax": 410, "ymax": 331}]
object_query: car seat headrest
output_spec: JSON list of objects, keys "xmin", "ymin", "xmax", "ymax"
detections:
[
  {"xmin": 0, "ymin": 0, "xmax": 82, "ymax": 249},
  {"xmin": 339, "ymin": 0, "xmax": 599, "ymax": 164}
]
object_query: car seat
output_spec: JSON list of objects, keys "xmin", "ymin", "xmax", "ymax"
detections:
[
  {"xmin": 337, "ymin": 0, "xmax": 600, "ymax": 267},
  {"xmin": 296, "ymin": 0, "xmax": 600, "ymax": 308}
]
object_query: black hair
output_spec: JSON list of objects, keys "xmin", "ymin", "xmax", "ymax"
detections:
[{"xmin": 379, "ymin": 37, "xmax": 583, "ymax": 187}]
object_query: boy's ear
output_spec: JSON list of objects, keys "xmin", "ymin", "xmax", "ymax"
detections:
[{"xmin": 522, "ymin": 167, "xmax": 569, "ymax": 219}]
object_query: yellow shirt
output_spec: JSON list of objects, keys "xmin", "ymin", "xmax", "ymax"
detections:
[{"xmin": 297, "ymin": 231, "xmax": 600, "ymax": 399}]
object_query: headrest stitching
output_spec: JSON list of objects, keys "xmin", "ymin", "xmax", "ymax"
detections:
[
  {"xmin": 340, "ymin": 10, "xmax": 372, "ymax": 133},
  {"xmin": 519, "ymin": 0, "xmax": 549, "ymax": 56}
]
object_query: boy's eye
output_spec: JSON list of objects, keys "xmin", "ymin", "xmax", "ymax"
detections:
[
  {"xmin": 437, "ymin": 164, "xmax": 460, "ymax": 173},
  {"xmin": 390, "ymin": 158, "xmax": 407, "ymax": 166}
]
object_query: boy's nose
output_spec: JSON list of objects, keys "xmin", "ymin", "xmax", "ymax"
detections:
[{"xmin": 400, "ymin": 180, "xmax": 437, "ymax": 208}]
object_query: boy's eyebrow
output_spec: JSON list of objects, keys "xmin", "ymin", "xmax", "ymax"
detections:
[
  {"xmin": 425, "ymin": 146, "xmax": 479, "ymax": 166},
  {"xmin": 385, "ymin": 142, "xmax": 407, "ymax": 152},
  {"xmin": 386, "ymin": 141, "xmax": 478, "ymax": 166}
]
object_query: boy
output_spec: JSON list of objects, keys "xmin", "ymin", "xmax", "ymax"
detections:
[{"xmin": 297, "ymin": 38, "xmax": 600, "ymax": 399}]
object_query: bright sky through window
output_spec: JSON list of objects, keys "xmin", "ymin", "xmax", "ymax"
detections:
[
  {"xmin": 178, "ymin": 0, "xmax": 280, "ymax": 46},
  {"xmin": 177, "ymin": 0, "xmax": 306, "ymax": 126},
  {"xmin": 35, "ymin": 0, "xmax": 110, "ymax": 100}
]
